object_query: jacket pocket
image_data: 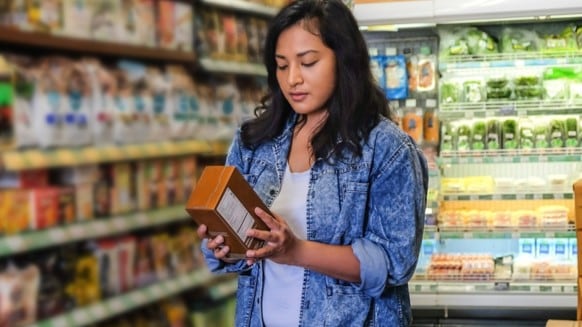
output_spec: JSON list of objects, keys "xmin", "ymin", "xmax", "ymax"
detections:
[{"xmin": 323, "ymin": 280, "xmax": 372, "ymax": 326}]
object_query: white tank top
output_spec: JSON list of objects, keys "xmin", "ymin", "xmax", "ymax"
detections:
[{"xmin": 262, "ymin": 164, "xmax": 310, "ymax": 327}]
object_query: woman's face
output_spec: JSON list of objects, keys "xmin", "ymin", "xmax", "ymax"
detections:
[{"xmin": 275, "ymin": 21, "xmax": 336, "ymax": 120}]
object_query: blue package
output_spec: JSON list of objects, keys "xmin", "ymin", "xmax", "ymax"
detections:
[{"xmin": 383, "ymin": 55, "xmax": 408, "ymax": 100}]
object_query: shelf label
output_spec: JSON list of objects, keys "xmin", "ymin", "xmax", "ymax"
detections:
[
  {"xmin": 112, "ymin": 218, "xmax": 129, "ymax": 231},
  {"xmin": 129, "ymin": 291, "xmax": 146, "ymax": 305},
  {"xmin": 49, "ymin": 228, "xmax": 68, "ymax": 242},
  {"xmin": 150, "ymin": 284, "xmax": 165, "ymax": 299},
  {"xmin": 564, "ymin": 286, "xmax": 575, "ymax": 293},
  {"xmin": 554, "ymin": 193, "xmax": 564, "ymax": 199},
  {"xmin": 108, "ymin": 298, "xmax": 125, "ymax": 314},
  {"xmin": 69, "ymin": 225, "xmax": 87, "ymax": 239},
  {"xmin": 52, "ymin": 316, "xmax": 70, "ymax": 327},
  {"xmin": 5, "ymin": 236, "xmax": 26, "ymax": 252},
  {"xmin": 92, "ymin": 221, "xmax": 110, "ymax": 235},
  {"xmin": 516, "ymin": 194, "xmax": 525, "ymax": 200},
  {"xmin": 72, "ymin": 309, "xmax": 90, "ymax": 326},
  {"xmin": 89, "ymin": 304, "xmax": 107, "ymax": 319}
]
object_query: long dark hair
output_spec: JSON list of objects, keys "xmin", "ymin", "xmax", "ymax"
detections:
[{"xmin": 241, "ymin": 0, "xmax": 391, "ymax": 160}]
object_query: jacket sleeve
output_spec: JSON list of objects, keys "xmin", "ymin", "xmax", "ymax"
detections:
[
  {"xmin": 199, "ymin": 129, "xmax": 252, "ymax": 274},
  {"xmin": 352, "ymin": 135, "xmax": 428, "ymax": 298}
]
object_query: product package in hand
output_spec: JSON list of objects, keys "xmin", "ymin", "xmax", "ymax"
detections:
[{"xmin": 185, "ymin": 166, "xmax": 270, "ymax": 259}]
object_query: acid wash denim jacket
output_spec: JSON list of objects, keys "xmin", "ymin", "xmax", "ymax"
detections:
[{"xmin": 201, "ymin": 114, "xmax": 428, "ymax": 327}]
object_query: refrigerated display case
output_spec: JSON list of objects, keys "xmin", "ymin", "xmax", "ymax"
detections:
[{"xmin": 355, "ymin": 0, "xmax": 582, "ymax": 323}]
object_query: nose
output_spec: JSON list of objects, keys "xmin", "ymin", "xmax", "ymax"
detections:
[{"xmin": 287, "ymin": 64, "xmax": 303, "ymax": 86}]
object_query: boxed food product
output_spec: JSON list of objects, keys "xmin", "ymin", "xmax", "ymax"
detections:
[{"xmin": 185, "ymin": 166, "xmax": 270, "ymax": 259}]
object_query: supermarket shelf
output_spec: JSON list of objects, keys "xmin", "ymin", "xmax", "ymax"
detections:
[
  {"xmin": 439, "ymin": 148, "xmax": 582, "ymax": 164},
  {"xmin": 442, "ymin": 192, "xmax": 573, "ymax": 201},
  {"xmin": 436, "ymin": 226, "xmax": 575, "ymax": 239},
  {"xmin": 30, "ymin": 269, "xmax": 215, "ymax": 327},
  {"xmin": 439, "ymin": 50, "xmax": 582, "ymax": 71},
  {"xmin": 0, "ymin": 27, "xmax": 195, "ymax": 63},
  {"xmin": 199, "ymin": 58, "xmax": 267, "ymax": 76},
  {"xmin": 411, "ymin": 292, "xmax": 576, "ymax": 309},
  {"xmin": 411, "ymin": 279, "xmax": 577, "ymax": 295},
  {"xmin": 439, "ymin": 100, "xmax": 582, "ymax": 120},
  {"xmin": 200, "ymin": 0, "xmax": 279, "ymax": 16},
  {"xmin": 1, "ymin": 140, "xmax": 212, "ymax": 171},
  {"xmin": 0, "ymin": 206, "xmax": 189, "ymax": 258}
]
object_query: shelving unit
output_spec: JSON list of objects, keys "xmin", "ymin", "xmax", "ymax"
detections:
[
  {"xmin": 30, "ymin": 269, "xmax": 217, "ymax": 327},
  {"xmin": 0, "ymin": 27, "xmax": 196, "ymax": 63},
  {"xmin": 0, "ymin": 140, "xmax": 223, "ymax": 171},
  {"xmin": 200, "ymin": 0, "xmax": 279, "ymax": 16},
  {"xmin": 199, "ymin": 58, "xmax": 267, "ymax": 76},
  {"xmin": 0, "ymin": 205, "xmax": 189, "ymax": 257}
]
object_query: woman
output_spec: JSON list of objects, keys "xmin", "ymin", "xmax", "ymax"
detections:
[{"xmin": 197, "ymin": 0, "xmax": 428, "ymax": 326}]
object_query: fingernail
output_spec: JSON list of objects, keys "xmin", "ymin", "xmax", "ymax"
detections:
[{"xmin": 216, "ymin": 235, "xmax": 224, "ymax": 243}]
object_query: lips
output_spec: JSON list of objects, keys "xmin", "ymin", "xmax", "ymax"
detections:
[{"xmin": 289, "ymin": 92, "xmax": 308, "ymax": 102}]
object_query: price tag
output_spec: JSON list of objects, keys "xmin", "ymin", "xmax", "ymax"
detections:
[
  {"xmin": 533, "ymin": 193, "xmax": 542, "ymax": 200},
  {"xmin": 516, "ymin": 194, "xmax": 525, "ymax": 200},
  {"xmin": 539, "ymin": 156, "xmax": 548, "ymax": 162},
  {"xmin": 464, "ymin": 111, "xmax": 474, "ymax": 119},
  {"xmin": 150, "ymin": 284, "xmax": 165, "ymax": 298},
  {"xmin": 511, "ymin": 232, "xmax": 520, "ymax": 239},
  {"xmin": 137, "ymin": 213, "xmax": 149, "ymax": 226},
  {"xmin": 473, "ymin": 157, "xmax": 483, "ymax": 163},
  {"xmin": 72, "ymin": 310, "xmax": 90, "ymax": 326},
  {"xmin": 405, "ymin": 99, "xmax": 417, "ymax": 108},
  {"xmin": 530, "ymin": 285, "xmax": 540, "ymax": 293},
  {"xmin": 469, "ymin": 195, "xmax": 478, "ymax": 201},
  {"xmin": 463, "ymin": 232, "xmax": 472, "ymax": 239},
  {"xmin": 485, "ymin": 110, "xmax": 495, "ymax": 117},
  {"xmin": 552, "ymin": 286, "xmax": 562, "ymax": 293},
  {"xmin": 425, "ymin": 99, "xmax": 437, "ymax": 108},
  {"xmin": 546, "ymin": 232, "xmax": 555, "ymax": 238},
  {"xmin": 129, "ymin": 291, "xmax": 146, "ymax": 305},
  {"xmin": 52, "ymin": 316, "xmax": 69, "ymax": 327},
  {"xmin": 93, "ymin": 221, "xmax": 110, "ymax": 235},
  {"xmin": 49, "ymin": 229, "xmax": 68, "ymax": 242},
  {"xmin": 108, "ymin": 298, "xmax": 125, "ymax": 313},
  {"xmin": 90, "ymin": 304, "xmax": 107, "ymax": 319},
  {"xmin": 5, "ymin": 236, "xmax": 26, "ymax": 252},
  {"xmin": 113, "ymin": 218, "xmax": 129, "ymax": 231},
  {"xmin": 514, "ymin": 60, "xmax": 525, "ymax": 67},
  {"xmin": 480, "ymin": 61, "xmax": 490, "ymax": 68},
  {"xmin": 179, "ymin": 275, "xmax": 191, "ymax": 288},
  {"xmin": 564, "ymin": 286, "xmax": 575, "ymax": 293},
  {"xmin": 554, "ymin": 193, "xmax": 564, "ymax": 200},
  {"xmin": 167, "ymin": 280, "xmax": 179, "ymax": 293},
  {"xmin": 69, "ymin": 225, "xmax": 87, "ymax": 239}
]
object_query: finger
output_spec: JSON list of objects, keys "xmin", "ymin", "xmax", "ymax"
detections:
[
  {"xmin": 214, "ymin": 245, "xmax": 230, "ymax": 258},
  {"xmin": 196, "ymin": 224, "xmax": 208, "ymax": 238},
  {"xmin": 254, "ymin": 207, "xmax": 279, "ymax": 230},
  {"xmin": 247, "ymin": 229, "xmax": 278, "ymax": 243},
  {"xmin": 246, "ymin": 246, "xmax": 272, "ymax": 259},
  {"xmin": 207, "ymin": 234, "xmax": 225, "ymax": 250}
]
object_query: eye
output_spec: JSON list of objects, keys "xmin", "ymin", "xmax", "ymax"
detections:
[
  {"xmin": 276, "ymin": 65, "xmax": 288, "ymax": 70},
  {"xmin": 302, "ymin": 61, "xmax": 317, "ymax": 67}
]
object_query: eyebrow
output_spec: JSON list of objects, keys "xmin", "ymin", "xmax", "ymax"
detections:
[{"xmin": 275, "ymin": 50, "xmax": 319, "ymax": 59}]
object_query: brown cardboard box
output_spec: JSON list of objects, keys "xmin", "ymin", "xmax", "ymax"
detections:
[
  {"xmin": 546, "ymin": 320, "xmax": 582, "ymax": 327},
  {"xmin": 185, "ymin": 166, "xmax": 270, "ymax": 259}
]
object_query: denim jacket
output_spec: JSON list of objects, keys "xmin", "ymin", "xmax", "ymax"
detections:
[{"xmin": 201, "ymin": 114, "xmax": 428, "ymax": 327}]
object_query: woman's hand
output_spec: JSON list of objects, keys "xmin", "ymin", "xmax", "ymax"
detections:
[
  {"xmin": 245, "ymin": 207, "xmax": 303, "ymax": 266},
  {"xmin": 196, "ymin": 224, "xmax": 235, "ymax": 262}
]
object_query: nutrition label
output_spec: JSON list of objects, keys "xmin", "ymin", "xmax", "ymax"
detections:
[{"xmin": 216, "ymin": 188, "xmax": 255, "ymax": 244}]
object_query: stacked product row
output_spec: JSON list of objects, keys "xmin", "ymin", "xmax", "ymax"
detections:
[
  {"xmin": 441, "ymin": 115, "xmax": 582, "ymax": 151},
  {"xmin": 0, "ymin": 0, "xmax": 194, "ymax": 51},
  {"xmin": 0, "ymin": 156, "xmax": 197, "ymax": 235},
  {"xmin": 0, "ymin": 54, "xmax": 265, "ymax": 150},
  {"xmin": 0, "ymin": 224, "xmax": 204, "ymax": 327}
]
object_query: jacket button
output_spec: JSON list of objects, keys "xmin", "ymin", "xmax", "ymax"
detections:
[{"xmin": 269, "ymin": 189, "xmax": 276, "ymax": 196}]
